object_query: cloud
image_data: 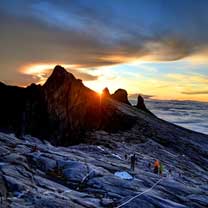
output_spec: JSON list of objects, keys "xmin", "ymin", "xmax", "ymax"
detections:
[
  {"xmin": 68, "ymin": 68, "xmax": 98, "ymax": 81},
  {"xmin": 1, "ymin": 0, "xmax": 208, "ymax": 88},
  {"xmin": 182, "ymin": 91, "xmax": 208, "ymax": 95},
  {"xmin": 1, "ymin": 1, "xmax": 208, "ymax": 60},
  {"xmin": 20, "ymin": 64, "xmax": 99, "ymax": 85},
  {"xmin": 165, "ymin": 73, "xmax": 208, "ymax": 84},
  {"xmin": 128, "ymin": 93, "xmax": 154, "ymax": 99}
]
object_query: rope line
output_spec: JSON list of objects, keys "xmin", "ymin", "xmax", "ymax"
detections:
[
  {"xmin": 115, "ymin": 177, "xmax": 164, "ymax": 208},
  {"xmin": 80, "ymin": 170, "xmax": 94, "ymax": 184}
]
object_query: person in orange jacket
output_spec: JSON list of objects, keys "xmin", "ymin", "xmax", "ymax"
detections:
[{"xmin": 154, "ymin": 159, "xmax": 160, "ymax": 174}]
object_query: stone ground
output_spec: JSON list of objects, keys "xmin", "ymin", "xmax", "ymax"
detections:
[{"xmin": 0, "ymin": 128, "xmax": 208, "ymax": 208}]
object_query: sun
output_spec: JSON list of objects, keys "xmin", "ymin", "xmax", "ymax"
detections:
[{"xmin": 97, "ymin": 90, "xmax": 103, "ymax": 96}]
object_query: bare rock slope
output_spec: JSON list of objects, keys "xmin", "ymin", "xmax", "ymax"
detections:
[{"xmin": 0, "ymin": 122, "xmax": 208, "ymax": 208}]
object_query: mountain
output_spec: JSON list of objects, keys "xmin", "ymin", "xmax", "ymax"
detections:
[
  {"xmin": 0, "ymin": 65, "xmax": 208, "ymax": 207},
  {"xmin": 0, "ymin": 65, "xmax": 136, "ymax": 145}
]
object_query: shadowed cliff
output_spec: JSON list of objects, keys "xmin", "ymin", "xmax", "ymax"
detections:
[{"xmin": 0, "ymin": 65, "xmax": 136, "ymax": 145}]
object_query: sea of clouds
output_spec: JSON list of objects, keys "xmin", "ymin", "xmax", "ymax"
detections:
[{"xmin": 131, "ymin": 99, "xmax": 208, "ymax": 135}]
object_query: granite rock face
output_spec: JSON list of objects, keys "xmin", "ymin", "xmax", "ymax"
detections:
[
  {"xmin": 0, "ymin": 66, "xmax": 136, "ymax": 146},
  {"xmin": 136, "ymin": 95, "xmax": 147, "ymax": 110},
  {"xmin": 0, "ymin": 125, "xmax": 208, "ymax": 208},
  {"xmin": 102, "ymin": 87, "xmax": 111, "ymax": 97},
  {"xmin": 42, "ymin": 65, "xmax": 102, "ymax": 145},
  {"xmin": 135, "ymin": 95, "xmax": 155, "ymax": 115},
  {"xmin": 111, "ymin": 89, "xmax": 131, "ymax": 105},
  {"xmin": 0, "ymin": 81, "xmax": 48, "ymax": 138},
  {"xmin": 42, "ymin": 66, "xmax": 136, "ymax": 145}
]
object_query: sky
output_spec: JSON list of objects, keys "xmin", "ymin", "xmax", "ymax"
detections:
[{"xmin": 0, "ymin": 0, "xmax": 208, "ymax": 101}]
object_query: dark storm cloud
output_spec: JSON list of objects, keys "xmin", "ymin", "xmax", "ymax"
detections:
[{"xmin": 1, "ymin": 0, "xmax": 208, "ymax": 84}]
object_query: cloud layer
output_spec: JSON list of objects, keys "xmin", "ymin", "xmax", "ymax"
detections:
[{"xmin": 0, "ymin": 0, "xmax": 208, "ymax": 101}]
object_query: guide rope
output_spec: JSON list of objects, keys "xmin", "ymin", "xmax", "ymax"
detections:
[{"xmin": 115, "ymin": 177, "xmax": 164, "ymax": 208}]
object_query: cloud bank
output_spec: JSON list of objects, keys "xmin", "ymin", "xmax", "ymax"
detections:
[{"xmin": 1, "ymin": 0, "xmax": 208, "ymax": 88}]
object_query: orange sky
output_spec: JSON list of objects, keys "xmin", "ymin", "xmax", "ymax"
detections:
[
  {"xmin": 1, "ymin": 1, "xmax": 208, "ymax": 102},
  {"xmin": 19, "ymin": 58, "xmax": 208, "ymax": 102}
]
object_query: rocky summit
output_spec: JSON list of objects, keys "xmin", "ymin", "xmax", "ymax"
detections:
[
  {"xmin": 135, "ymin": 95, "xmax": 154, "ymax": 116},
  {"xmin": 0, "ymin": 66, "xmax": 208, "ymax": 208},
  {"xmin": 111, "ymin": 89, "xmax": 131, "ymax": 106},
  {"xmin": 0, "ymin": 65, "xmax": 135, "ymax": 146}
]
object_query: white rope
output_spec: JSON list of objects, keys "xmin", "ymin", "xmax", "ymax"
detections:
[
  {"xmin": 115, "ymin": 177, "xmax": 164, "ymax": 208},
  {"xmin": 80, "ymin": 170, "xmax": 94, "ymax": 184}
]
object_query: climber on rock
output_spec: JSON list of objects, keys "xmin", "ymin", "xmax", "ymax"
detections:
[
  {"xmin": 159, "ymin": 163, "xmax": 164, "ymax": 176},
  {"xmin": 130, "ymin": 154, "xmax": 137, "ymax": 171},
  {"xmin": 154, "ymin": 159, "xmax": 160, "ymax": 174}
]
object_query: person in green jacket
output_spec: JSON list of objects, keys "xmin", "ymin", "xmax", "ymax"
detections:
[{"xmin": 159, "ymin": 163, "xmax": 164, "ymax": 176}]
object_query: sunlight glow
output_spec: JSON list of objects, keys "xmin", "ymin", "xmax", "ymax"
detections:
[
  {"xmin": 21, "ymin": 63, "xmax": 75, "ymax": 84},
  {"xmin": 18, "ymin": 62, "xmax": 208, "ymax": 102}
]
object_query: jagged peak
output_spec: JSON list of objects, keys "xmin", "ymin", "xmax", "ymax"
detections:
[
  {"xmin": 102, "ymin": 87, "xmax": 110, "ymax": 97},
  {"xmin": 111, "ymin": 88, "xmax": 131, "ymax": 105},
  {"xmin": 52, "ymin": 65, "xmax": 75, "ymax": 79},
  {"xmin": 53, "ymin": 65, "xmax": 67, "ymax": 74},
  {"xmin": 43, "ymin": 65, "xmax": 76, "ymax": 88}
]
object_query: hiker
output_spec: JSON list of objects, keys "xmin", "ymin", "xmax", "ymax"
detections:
[
  {"xmin": 130, "ymin": 154, "xmax": 137, "ymax": 171},
  {"xmin": 125, "ymin": 154, "xmax": 128, "ymax": 160},
  {"xmin": 159, "ymin": 163, "xmax": 164, "ymax": 176},
  {"xmin": 148, "ymin": 162, "xmax": 151, "ymax": 169},
  {"xmin": 168, "ymin": 168, "xmax": 172, "ymax": 177},
  {"xmin": 154, "ymin": 159, "xmax": 160, "ymax": 174}
]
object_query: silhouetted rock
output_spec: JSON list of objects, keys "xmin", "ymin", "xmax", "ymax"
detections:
[
  {"xmin": 111, "ymin": 89, "xmax": 131, "ymax": 105},
  {"xmin": 0, "ymin": 81, "xmax": 47, "ymax": 139},
  {"xmin": 136, "ymin": 95, "xmax": 146, "ymax": 109},
  {"xmin": 135, "ymin": 95, "xmax": 154, "ymax": 116},
  {"xmin": 102, "ymin": 87, "xmax": 110, "ymax": 97},
  {"xmin": 42, "ymin": 65, "xmax": 102, "ymax": 145},
  {"xmin": 0, "ymin": 65, "xmax": 135, "ymax": 146}
]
